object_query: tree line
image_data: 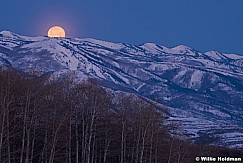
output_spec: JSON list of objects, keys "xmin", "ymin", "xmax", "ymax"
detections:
[{"xmin": 0, "ymin": 69, "xmax": 242, "ymax": 163}]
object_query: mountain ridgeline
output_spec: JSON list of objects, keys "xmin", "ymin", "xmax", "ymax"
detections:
[{"xmin": 0, "ymin": 31, "xmax": 243, "ymax": 149}]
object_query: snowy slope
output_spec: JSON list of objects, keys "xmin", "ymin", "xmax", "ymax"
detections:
[{"xmin": 1, "ymin": 31, "xmax": 243, "ymax": 148}]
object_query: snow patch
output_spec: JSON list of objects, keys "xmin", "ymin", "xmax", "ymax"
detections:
[
  {"xmin": 76, "ymin": 38, "xmax": 124, "ymax": 50},
  {"xmin": 224, "ymin": 53, "xmax": 243, "ymax": 60},
  {"xmin": 189, "ymin": 70, "xmax": 203, "ymax": 88}
]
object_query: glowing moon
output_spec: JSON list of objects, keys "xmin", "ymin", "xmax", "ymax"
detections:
[{"xmin": 48, "ymin": 26, "xmax": 65, "ymax": 38}]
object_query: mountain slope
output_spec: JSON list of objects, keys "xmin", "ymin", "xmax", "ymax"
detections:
[{"xmin": 1, "ymin": 31, "xmax": 243, "ymax": 148}]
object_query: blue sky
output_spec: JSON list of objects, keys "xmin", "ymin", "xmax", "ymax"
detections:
[{"xmin": 1, "ymin": 0, "xmax": 243, "ymax": 54}]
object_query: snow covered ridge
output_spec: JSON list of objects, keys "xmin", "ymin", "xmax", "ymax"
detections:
[{"xmin": 1, "ymin": 31, "xmax": 243, "ymax": 149}]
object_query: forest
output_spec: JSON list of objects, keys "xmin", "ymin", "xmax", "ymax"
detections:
[{"xmin": 0, "ymin": 69, "xmax": 242, "ymax": 163}]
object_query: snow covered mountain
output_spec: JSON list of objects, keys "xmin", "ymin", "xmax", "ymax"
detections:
[{"xmin": 1, "ymin": 31, "xmax": 243, "ymax": 148}]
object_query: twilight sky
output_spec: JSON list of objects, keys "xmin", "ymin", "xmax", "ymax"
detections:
[{"xmin": 1, "ymin": 0, "xmax": 243, "ymax": 54}]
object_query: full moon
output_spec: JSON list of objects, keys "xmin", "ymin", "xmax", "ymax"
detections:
[{"xmin": 48, "ymin": 26, "xmax": 66, "ymax": 38}]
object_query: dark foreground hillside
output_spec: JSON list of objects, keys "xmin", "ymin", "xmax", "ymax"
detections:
[{"xmin": 0, "ymin": 69, "xmax": 242, "ymax": 163}]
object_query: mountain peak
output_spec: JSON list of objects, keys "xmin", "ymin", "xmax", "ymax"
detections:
[
  {"xmin": 141, "ymin": 42, "xmax": 157, "ymax": 47},
  {"xmin": 171, "ymin": 45, "xmax": 193, "ymax": 51},
  {"xmin": 167, "ymin": 45, "xmax": 197, "ymax": 55},
  {"xmin": 0, "ymin": 31, "xmax": 19, "ymax": 38}
]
